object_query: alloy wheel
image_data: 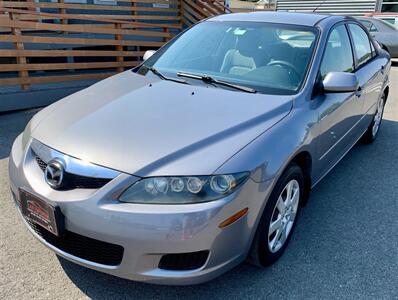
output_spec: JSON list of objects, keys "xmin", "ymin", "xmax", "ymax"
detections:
[
  {"xmin": 372, "ymin": 98, "xmax": 384, "ymax": 138},
  {"xmin": 268, "ymin": 179, "xmax": 300, "ymax": 253}
]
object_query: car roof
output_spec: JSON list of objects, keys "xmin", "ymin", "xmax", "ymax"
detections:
[
  {"xmin": 357, "ymin": 16, "xmax": 393, "ymax": 23},
  {"xmin": 356, "ymin": 16, "xmax": 374, "ymax": 21},
  {"xmin": 356, "ymin": 16, "xmax": 395, "ymax": 26},
  {"xmin": 365, "ymin": 12, "xmax": 398, "ymax": 17},
  {"xmin": 209, "ymin": 11, "xmax": 332, "ymax": 27},
  {"xmin": 356, "ymin": 16, "xmax": 376, "ymax": 23}
]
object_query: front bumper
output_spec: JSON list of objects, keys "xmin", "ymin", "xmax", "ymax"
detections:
[{"xmin": 8, "ymin": 134, "xmax": 274, "ymax": 285}]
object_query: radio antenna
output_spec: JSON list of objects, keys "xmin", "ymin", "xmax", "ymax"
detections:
[{"xmin": 313, "ymin": 0, "xmax": 327, "ymax": 12}]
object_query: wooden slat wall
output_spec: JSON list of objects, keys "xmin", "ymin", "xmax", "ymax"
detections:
[
  {"xmin": 0, "ymin": 0, "xmax": 181, "ymax": 89},
  {"xmin": 0, "ymin": 0, "xmax": 229, "ymax": 90},
  {"xmin": 181, "ymin": 0, "xmax": 229, "ymax": 27}
]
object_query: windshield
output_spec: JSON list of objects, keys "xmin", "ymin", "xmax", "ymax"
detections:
[{"xmin": 137, "ymin": 21, "xmax": 318, "ymax": 95}]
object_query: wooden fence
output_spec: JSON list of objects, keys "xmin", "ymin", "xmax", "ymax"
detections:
[
  {"xmin": 0, "ymin": 0, "xmax": 228, "ymax": 90},
  {"xmin": 181, "ymin": 0, "xmax": 230, "ymax": 26}
]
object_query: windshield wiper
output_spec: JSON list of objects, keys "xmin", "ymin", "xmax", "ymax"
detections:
[
  {"xmin": 146, "ymin": 66, "xmax": 188, "ymax": 84},
  {"xmin": 176, "ymin": 71, "xmax": 257, "ymax": 93}
]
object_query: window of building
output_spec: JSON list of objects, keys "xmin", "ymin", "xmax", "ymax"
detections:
[{"xmin": 381, "ymin": 1, "xmax": 398, "ymax": 13}]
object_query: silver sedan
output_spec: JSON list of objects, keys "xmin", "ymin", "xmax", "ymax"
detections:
[
  {"xmin": 357, "ymin": 16, "xmax": 398, "ymax": 58},
  {"xmin": 9, "ymin": 12, "xmax": 390, "ymax": 285}
]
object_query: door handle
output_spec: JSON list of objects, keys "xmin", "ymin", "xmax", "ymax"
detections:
[{"xmin": 355, "ymin": 86, "xmax": 362, "ymax": 97}]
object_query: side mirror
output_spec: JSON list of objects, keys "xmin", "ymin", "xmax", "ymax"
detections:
[
  {"xmin": 322, "ymin": 72, "xmax": 359, "ymax": 93},
  {"xmin": 143, "ymin": 50, "xmax": 156, "ymax": 61}
]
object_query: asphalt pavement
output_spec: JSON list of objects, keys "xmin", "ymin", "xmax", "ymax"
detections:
[{"xmin": 0, "ymin": 67, "xmax": 397, "ymax": 299}]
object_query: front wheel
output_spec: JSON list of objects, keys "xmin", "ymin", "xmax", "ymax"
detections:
[
  {"xmin": 249, "ymin": 163, "xmax": 304, "ymax": 266},
  {"xmin": 362, "ymin": 94, "xmax": 385, "ymax": 144}
]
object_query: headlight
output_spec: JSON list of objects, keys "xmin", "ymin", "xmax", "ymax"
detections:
[{"xmin": 119, "ymin": 172, "xmax": 249, "ymax": 204}]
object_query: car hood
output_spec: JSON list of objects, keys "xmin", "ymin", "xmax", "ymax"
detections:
[{"xmin": 32, "ymin": 71, "xmax": 293, "ymax": 176}]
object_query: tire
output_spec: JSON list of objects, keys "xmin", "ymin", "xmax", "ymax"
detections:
[
  {"xmin": 362, "ymin": 93, "xmax": 385, "ymax": 144},
  {"xmin": 248, "ymin": 163, "xmax": 304, "ymax": 267}
]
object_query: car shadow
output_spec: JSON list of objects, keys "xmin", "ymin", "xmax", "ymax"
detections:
[
  {"xmin": 0, "ymin": 109, "xmax": 39, "ymax": 160},
  {"xmin": 58, "ymin": 119, "xmax": 398, "ymax": 299}
]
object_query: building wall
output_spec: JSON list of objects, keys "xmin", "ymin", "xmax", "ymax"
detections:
[
  {"xmin": 0, "ymin": 0, "xmax": 181, "ymax": 112},
  {"xmin": 276, "ymin": 0, "xmax": 378, "ymax": 16}
]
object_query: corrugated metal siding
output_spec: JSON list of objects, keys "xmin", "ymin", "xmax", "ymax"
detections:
[{"xmin": 276, "ymin": 0, "xmax": 378, "ymax": 16}]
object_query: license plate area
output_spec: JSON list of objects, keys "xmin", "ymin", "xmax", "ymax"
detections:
[{"xmin": 19, "ymin": 188, "xmax": 64, "ymax": 236}]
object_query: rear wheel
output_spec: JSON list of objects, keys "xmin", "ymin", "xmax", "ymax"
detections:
[
  {"xmin": 249, "ymin": 163, "xmax": 304, "ymax": 266},
  {"xmin": 362, "ymin": 94, "xmax": 385, "ymax": 144}
]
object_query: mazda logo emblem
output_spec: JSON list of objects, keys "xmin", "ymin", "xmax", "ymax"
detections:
[{"xmin": 45, "ymin": 159, "xmax": 65, "ymax": 189}]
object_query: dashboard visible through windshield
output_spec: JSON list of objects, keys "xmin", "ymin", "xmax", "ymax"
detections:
[{"xmin": 137, "ymin": 21, "xmax": 318, "ymax": 95}]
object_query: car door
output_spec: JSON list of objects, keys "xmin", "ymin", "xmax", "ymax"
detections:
[
  {"xmin": 314, "ymin": 24, "xmax": 364, "ymax": 177},
  {"xmin": 347, "ymin": 23, "xmax": 384, "ymax": 129}
]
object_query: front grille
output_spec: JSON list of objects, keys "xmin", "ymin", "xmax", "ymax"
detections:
[
  {"xmin": 34, "ymin": 153, "xmax": 111, "ymax": 190},
  {"xmin": 63, "ymin": 173, "xmax": 111, "ymax": 190},
  {"xmin": 158, "ymin": 250, "xmax": 209, "ymax": 271},
  {"xmin": 35, "ymin": 155, "xmax": 47, "ymax": 172},
  {"xmin": 15, "ymin": 190, "xmax": 123, "ymax": 266},
  {"xmin": 25, "ymin": 218, "xmax": 124, "ymax": 266}
]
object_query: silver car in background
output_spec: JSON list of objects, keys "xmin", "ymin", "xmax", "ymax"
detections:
[
  {"xmin": 9, "ymin": 12, "xmax": 390, "ymax": 285},
  {"xmin": 357, "ymin": 16, "xmax": 398, "ymax": 58}
]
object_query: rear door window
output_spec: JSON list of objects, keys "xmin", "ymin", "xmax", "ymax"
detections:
[
  {"xmin": 348, "ymin": 24, "xmax": 374, "ymax": 68},
  {"xmin": 369, "ymin": 23, "xmax": 378, "ymax": 32},
  {"xmin": 360, "ymin": 20, "xmax": 378, "ymax": 32}
]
